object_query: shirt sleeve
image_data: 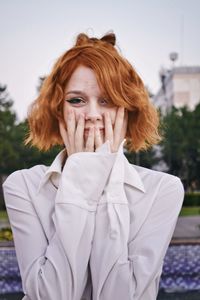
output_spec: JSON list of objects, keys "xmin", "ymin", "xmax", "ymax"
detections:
[
  {"xmin": 3, "ymin": 151, "xmax": 116, "ymax": 300},
  {"xmin": 89, "ymin": 175, "xmax": 184, "ymax": 300}
]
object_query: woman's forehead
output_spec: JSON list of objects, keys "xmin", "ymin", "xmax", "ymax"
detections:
[{"xmin": 65, "ymin": 66, "xmax": 103, "ymax": 94}]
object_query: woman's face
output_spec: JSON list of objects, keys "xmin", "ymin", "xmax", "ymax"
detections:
[{"xmin": 63, "ymin": 65, "xmax": 118, "ymax": 141}]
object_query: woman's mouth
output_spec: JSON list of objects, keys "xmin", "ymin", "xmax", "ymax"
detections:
[{"xmin": 84, "ymin": 128, "xmax": 104, "ymax": 135}]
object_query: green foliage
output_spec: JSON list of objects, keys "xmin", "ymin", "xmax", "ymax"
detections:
[
  {"xmin": 9, "ymin": 120, "xmax": 62, "ymax": 171},
  {"xmin": 0, "ymin": 210, "xmax": 8, "ymax": 219},
  {"xmin": 0, "ymin": 84, "xmax": 62, "ymax": 174},
  {"xmin": 183, "ymin": 193, "xmax": 200, "ymax": 207},
  {"xmin": 0, "ymin": 227, "xmax": 13, "ymax": 241},
  {"xmin": 0, "ymin": 85, "xmax": 18, "ymax": 174},
  {"xmin": 179, "ymin": 206, "xmax": 200, "ymax": 216},
  {"xmin": 0, "ymin": 83, "xmax": 62, "ymax": 210},
  {"xmin": 161, "ymin": 104, "xmax": 200, "ymax": 190},
  {"xmin": 125, "ymin": 147, "xmax": 160, "ymax": 169}
]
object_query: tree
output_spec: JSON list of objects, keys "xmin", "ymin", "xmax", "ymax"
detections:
[
  {"xmin": 0, "ymin": 83, "xmax": 61, "ymax": 209},
  {"xmin": 161, "ymin": 104, "xmax": 200, "ymax": 190},
  {"xmin": 124, "ymin": 146, "xmax": 160, "ymax": 169},
  {"xmin": 0, "ymin": 84, "xmax": 18, "ymax": 208}
]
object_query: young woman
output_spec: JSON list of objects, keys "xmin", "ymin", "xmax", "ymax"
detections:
[{"xmin": 3, "ymin": 32, "xmax": 184, "ymax": 300}]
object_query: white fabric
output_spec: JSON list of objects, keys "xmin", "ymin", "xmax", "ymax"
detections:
[{"xmin": 3, "ymin": 140, "xmax": 184, "ymax": 300}]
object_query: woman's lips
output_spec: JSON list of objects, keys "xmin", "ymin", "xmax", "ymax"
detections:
[{"xmin": 84, "ymin": 128, "xmax": 104, "ymax": 135}]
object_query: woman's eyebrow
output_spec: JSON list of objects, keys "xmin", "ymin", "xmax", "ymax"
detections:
[
  {"xmin": 65, "ymin": 90, "xmax": 87, "ymax": 97},
  {"xmin": 65, "ymin": 90, "xmax": 106, "ymax": 98}
]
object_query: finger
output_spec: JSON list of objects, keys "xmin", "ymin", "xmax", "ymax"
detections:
[
  {"xmin": 59, "ymin": 121, "xmax": 69, "ymax": 150},
  {"xmin": 75, "ymin": 113, "xmax": 85, "ymax": 152},
  {"xmin": 94, "ymin": 126, "xmax": 103, "ymax": 151},
  {"xmin": 104, "ymin": 111, "xmax": 113, "ymax": 143},
  {"xmin": 85, "ymin": 126, "xmax": 95, "ymax": 152},
  {"xmin": 66, "ymin": 109, "xmax": 76, "ymax": 146},
  {"xmin": 113, "ymin": 107, "xmax": 125, "ymax": 145},
  {"xmin": 120, "ymin": 109, "xmax": 128, "ymax": 140}
]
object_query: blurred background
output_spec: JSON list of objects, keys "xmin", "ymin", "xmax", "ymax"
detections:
[{"xmin": 0, "ymin": 0, "xmax": 200, "ymax": 299}]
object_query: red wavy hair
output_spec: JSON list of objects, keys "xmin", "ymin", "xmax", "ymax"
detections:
[{"xmin": 25, "ymin": 32, "xmax": 161, "ymax": 152}]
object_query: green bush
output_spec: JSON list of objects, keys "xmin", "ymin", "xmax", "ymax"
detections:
[
  {"xmin": 183, "ymin": 192, "xmax": 200, "ymax": 207},
  {"xmin": 0, "ymin": 227, "xmax": 13, "ymax": 241}
]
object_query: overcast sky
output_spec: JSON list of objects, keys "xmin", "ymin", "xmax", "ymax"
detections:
[{"xmin": 1, "ymin": 0, "xmax": 200, "ymax": 121}]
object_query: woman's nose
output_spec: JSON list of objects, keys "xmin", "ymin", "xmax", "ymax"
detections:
[{"xmin": 85, "ymin": 103, "xmax": 103, "ymax": 122}]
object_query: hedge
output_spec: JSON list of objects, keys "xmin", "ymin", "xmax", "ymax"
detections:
[{"xmin": 183, "ymin": 192, "xmax": 200, "ymax": 207}]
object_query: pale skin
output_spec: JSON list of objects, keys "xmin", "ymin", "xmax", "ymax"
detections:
[{"xmin": 59, "ymin": 66, "xmax": 128, "ymax": 155}]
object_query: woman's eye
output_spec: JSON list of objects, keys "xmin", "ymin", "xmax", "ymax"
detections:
[
  {"xmin": 66, "ymin": 98, "xmax": 84, "ymax": 104},
  {"xmin": 65, "ymin": 97, "xmax": 110, "ymax": 106},
  {"xmin": 100, "ymin": 99, "xmax": 109, "ymax": 105}
]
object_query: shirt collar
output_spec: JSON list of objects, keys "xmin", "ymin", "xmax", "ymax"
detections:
[
  {"xmin": 123, "ymin": 156, "xmax": 145, "ymax": 192},
  {"xmin": 38, "ymin": 139, "xmax": 145, "ymax": 193},
  {"xmin": 37, "ymin": 149, "xmax": 66, "ymax": 192}
]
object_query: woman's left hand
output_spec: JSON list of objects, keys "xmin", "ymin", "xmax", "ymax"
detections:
[{"xmin": 95, "ymin": 107, "xmax": 128, "ymax": 153}]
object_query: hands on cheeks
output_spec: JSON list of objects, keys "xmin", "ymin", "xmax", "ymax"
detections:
[{"xmin": 59, "ymin": 107, "xmax": 128, "ymax": 156}]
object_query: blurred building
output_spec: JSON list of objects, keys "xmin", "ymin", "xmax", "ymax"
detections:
[{"xmin": 154, "ymin": 65, "xmax": 200, "ymax": 114}]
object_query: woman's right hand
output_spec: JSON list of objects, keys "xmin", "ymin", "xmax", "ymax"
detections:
[{"xmin": 59, "ymin": 109, "xmax": 98, "ymax": 156}]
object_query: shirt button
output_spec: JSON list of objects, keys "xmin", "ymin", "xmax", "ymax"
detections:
[
  {"xmin": 88, "ymin": 201, "xmax": 98, "ymax": 210},
  {"xmin": 110, "ymin": 230, "xmax": 118, "ymax": 239}
]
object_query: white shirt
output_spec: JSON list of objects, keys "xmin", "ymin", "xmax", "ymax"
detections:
[{"xmin": 3, "ymin": 140, "xmax": 184, "ymax": 300}]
